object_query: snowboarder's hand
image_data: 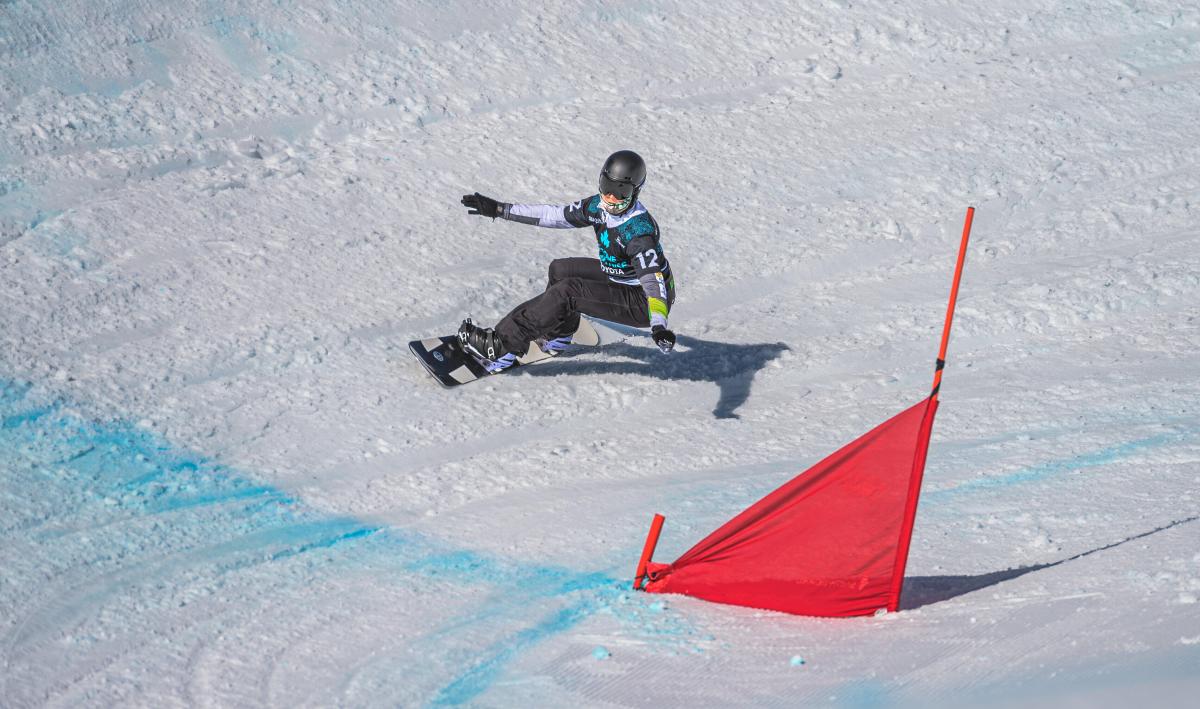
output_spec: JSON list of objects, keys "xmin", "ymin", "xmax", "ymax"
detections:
[
  {"xmin": 652, "ymin": 325, "xmax": 676, "ymax": 354},
  {"xmin": 461, "ymin": 192, "xmax": 503, "ymax": 219}
]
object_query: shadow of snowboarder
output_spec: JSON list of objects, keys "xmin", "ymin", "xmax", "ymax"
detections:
[{"xmin": 523, "ymin": 334, "xmax": 790, "ymax": 420}]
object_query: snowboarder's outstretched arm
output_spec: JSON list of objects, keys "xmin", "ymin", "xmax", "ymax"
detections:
[{"xmin": 461, "ymin": 193, "xmax": 601, "ymax": 229}]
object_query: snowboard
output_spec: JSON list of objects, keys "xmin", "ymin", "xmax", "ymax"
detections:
[{"xmin": 409, "ymin": 316, "xmax": 630, "ymax": 388}]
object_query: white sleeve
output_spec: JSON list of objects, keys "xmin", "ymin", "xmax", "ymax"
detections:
[{"xmin": 502, "ymin": 203, "xmax": 577, "ymax": 228}]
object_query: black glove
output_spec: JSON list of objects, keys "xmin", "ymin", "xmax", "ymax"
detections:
[
  {"xmin": 651, "ymin": 325, "xmax": 676, "ymax": 354},
  {"xmin": 461, "ymin": 192, "xmax": 503, "ymax": 219}
]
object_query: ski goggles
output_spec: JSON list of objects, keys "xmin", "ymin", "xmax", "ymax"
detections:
[
  {"xmin": 598, "ymin": 172, "xmax": 639, "ymax": 201},
  {"xmin": 600, "ymin": 191, "xmax": 632, "ymax": 211}
]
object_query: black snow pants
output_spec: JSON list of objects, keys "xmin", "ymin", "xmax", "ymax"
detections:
[{"xmin": 494, "ymin": 257, "xmax": 674, "ymax": 354}]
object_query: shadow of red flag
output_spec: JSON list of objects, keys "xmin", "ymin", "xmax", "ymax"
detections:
[{"xmin": 644, "ymin": 397, "xmax": 938, "ymax": 616}]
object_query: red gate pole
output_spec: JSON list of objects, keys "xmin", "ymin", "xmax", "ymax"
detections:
[
  {"xmin": 888, "ymin": 207, "xmax": 975, "ymax": 612},
  {"xmin": 633, "ymin": 514, "xmax": 666, "ymax": 590},
  {"xmin": 930, "ymin": 206, "xmax": 975, "ymax": 401}
]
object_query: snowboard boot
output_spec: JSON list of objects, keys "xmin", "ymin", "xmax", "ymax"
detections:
[{"xmin": 458, "ymin": 319, "xmax": 517, "ymax": 373}]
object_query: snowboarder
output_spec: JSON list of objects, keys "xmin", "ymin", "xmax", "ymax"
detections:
[{"xmin": 458, "ymin": 150, "xmax": 676, "ymax": 372}]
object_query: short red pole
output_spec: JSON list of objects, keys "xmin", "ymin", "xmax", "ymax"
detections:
[{"xmin": 633, "ymin": 513, "xmax": 665, "ymax": 590}]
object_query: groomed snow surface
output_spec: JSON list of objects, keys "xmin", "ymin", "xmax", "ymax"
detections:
[{"xmin": 2, "ymin": 1, "xmax": 1199, "ymax": 706}]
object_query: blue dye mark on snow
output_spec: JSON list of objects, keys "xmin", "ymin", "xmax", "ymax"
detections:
[
  {"xmin": 132, "ymin": 38, "xmax": 176, "ymax": 90},
  {"xmin": 0, "ymin": 177, "xmax": 24, "ymax": 199},
  {"xmin": 927, "ymin": 430, "xmax": 1186, "ymax": 501},
  {"xmin": 433, "ymin": 599, "xmax": 600, "ymax": 706},
  {"xmin": 430, "ymin": 578, "xmax": 703, "ymax": 705},
  {"xmin": 833, "ymin": 680, "xmax": 889, "ymax": 709},
  {"xmin": 2, "ymin": 404, "xmax": 54, "ymax": 429},
  {"xmin": 208, "ymin": 15, "xmax": 263, "ymax": 76},
  {"xmin": 207, "ymin": 12, "xmax": 296, "ymax": 77},
  {"xmin": 0, "ymin": 379, "xmax": 695, "ymax": 705},
  {"xmin": 29, "ymin": 210, "xmax": 63, "ymax": 232}
]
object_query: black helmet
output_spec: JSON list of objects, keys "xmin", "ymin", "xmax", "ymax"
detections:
[{"xmin": 598, "ymin": 150, "xmax": 646, "ymax": 214}]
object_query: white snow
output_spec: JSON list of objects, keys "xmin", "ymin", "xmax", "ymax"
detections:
[{"xmin": 2, "ymin": 0, "xmax": 1199, "ymax": 706}]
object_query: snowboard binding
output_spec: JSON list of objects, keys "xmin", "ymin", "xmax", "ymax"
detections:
[{"xmin": 457, "ymin": 319, "xmax": 515, "ymax": 372}]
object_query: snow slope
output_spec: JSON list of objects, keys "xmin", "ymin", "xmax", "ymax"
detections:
[{"xmin": 2, "ymin": 0, "xmax": 1198, "ymax": 705}]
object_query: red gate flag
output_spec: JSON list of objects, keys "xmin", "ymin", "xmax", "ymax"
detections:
[
  {"xmin": 635, "ymin": 207, "xmax": 975, "ymax": 616},
  {"xmin": 642, "ymin": 396, "xmax": 938, "ymax": 616}
]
